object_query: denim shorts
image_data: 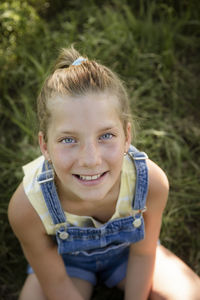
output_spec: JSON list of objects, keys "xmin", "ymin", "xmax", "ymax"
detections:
[{"xmin": 27, "ymin": 244, "xmax": 129, "ymax": 287}]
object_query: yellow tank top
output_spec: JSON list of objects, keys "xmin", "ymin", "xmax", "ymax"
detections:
[{"xmin": 23, "ymin": 155, "xmax": 136, "ymax": 234}]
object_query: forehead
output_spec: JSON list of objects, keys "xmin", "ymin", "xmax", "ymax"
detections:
[{"xmin": 47, "ymin": 91, "xmax": 121, "ymax": 122}]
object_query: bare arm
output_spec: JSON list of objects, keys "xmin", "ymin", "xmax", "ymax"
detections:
[
  {"xmin": 8, "ymin": 183, "xmax": 84, "ymax": 300},
  {"xmin": 125, "ymin": 159, "xmax": 169, "ymax": 300}
]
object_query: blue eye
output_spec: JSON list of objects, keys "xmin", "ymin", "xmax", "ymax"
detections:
[
  {"xmin": 100, "ymin": 133, "xmax": 113, "ymax": 140},
  {"xmin": 61, "ymin": 137, "xmax": 76, "ymax": 144}
]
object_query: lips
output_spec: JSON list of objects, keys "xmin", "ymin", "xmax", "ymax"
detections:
[
  {"xmin": 79, "ymin": 174, "xmax": 101, "ymax": 181},
  {"xmin": 73, "ymin": 172, "xmax": 107, "ymax": 182}
]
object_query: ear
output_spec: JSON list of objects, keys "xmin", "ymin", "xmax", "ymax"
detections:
[
  {"xmin": 124, "ymin": 122, "xmax": 132, "ymax": 153},
  {"xmin": 38, "ymin": 131, "xmax": 50, "ymax": 161}
]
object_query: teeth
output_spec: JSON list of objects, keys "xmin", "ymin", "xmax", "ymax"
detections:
[{"xmin": 79, "ymin": 174, "xmax": 102, "ymax": 181}]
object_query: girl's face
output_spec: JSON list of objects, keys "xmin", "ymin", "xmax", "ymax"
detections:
[{"xmin": 39, "ymin": 92, "xmax": 131, "ymax": 204}]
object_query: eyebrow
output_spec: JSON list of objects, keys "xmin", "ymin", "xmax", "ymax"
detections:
[
  {"xmin": 99, "ymin": 126, "xmax": 118, "ymax": 132},
  {"xmin": 58, "ymin": 125, "xmax": 119, "ymax": 135}
]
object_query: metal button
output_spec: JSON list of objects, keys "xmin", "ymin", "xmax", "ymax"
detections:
[
  {"xmin": 133, "ymin": 218, "xmax": 142, "ymax": 228},
  {"xmin": 59, "ymin": 231, "xmax": 69, "ymax": 240}
]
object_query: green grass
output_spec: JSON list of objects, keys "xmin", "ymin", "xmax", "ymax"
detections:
[{"xmin": 0, "ymin": 0, "xmax": 199, "ymax": 299}]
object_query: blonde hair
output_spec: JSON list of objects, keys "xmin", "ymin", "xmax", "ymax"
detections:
[{"xmin": 37, "ymin": 46, "xmax": 132, "ymax": 141}]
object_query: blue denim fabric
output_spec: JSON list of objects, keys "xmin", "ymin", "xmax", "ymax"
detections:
[
  {"xmin": 27, "ymin": 246, "xmax": 129, "ymax": 287},
  {"xmin": 33, "ymin": 145, "xmax": 148, "ymax": 287}
]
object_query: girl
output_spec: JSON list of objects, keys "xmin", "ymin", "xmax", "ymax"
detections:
[{"xmin": 8, "ymin": 47, "xmax": 200, "ymax": 300}]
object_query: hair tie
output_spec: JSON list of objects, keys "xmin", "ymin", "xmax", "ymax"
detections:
[{"xmin": 72, "ymin": 57, "xmax": 87, "ymax": 66}]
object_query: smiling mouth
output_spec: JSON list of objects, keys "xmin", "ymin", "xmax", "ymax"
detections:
[{"xmin": 73, "ymin": 172, "xmax": 107, "ymax": 181}]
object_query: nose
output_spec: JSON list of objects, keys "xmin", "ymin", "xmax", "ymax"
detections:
[{"xmin": 79, "ymin": 142, "xmax": 102, "ymax": 168}]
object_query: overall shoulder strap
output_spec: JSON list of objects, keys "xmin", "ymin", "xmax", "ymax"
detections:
[
  {"xmin": 37, "ymin": 161, "xmax": 67, "ymax": 225},
  {"xmin": 128, "ymin": 145, "xmax": 149, "ymax": 210}
]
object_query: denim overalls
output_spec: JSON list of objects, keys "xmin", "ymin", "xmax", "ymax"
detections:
[{"xmin": 34, "ymin": 145, "xmax": 148, "ymax": 287}]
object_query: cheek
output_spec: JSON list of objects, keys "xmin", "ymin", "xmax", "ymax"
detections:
[
  {"xmin": 105, "ymin": 146, "xmax": 124, "ymax": 167},
  {"xmin": 49, "ymin": 147, "xmax": 71, "ymax": 169},
  {"xmin": 52, "ymin": 159, "xmax": 73, "ymax": 179}
]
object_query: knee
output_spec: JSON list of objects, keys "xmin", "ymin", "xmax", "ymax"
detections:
[
  {"xmin": 150, "ymin": 270, "xmax": 200, "ymax": 300},
  {"xmin": 151, "ymin": 245, "xmax": 200, "ymax": 300}
]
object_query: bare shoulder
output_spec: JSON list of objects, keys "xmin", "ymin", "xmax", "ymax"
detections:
[
  {"xmin": 8, "ymin": 182, "xmax": 45, "ymax": 243},
  {"xmin": 146, "ymin": 159, "xmax": 169, "ymax": 211}
]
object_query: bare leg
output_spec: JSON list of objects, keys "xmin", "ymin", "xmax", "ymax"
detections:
[
  {"xmin": 19, "ymin": 273, "xmax": 93, "ymax": 300},
  {"xmin": 117, "ymin": 245, "xmax": 200, "ymax": 300},
  {"xmin": 149, "ymin": 245, "xmax": 200, "ymax": 300},
  {"xmin": 71, "ymin": 277, "xmax": 93, "ymax": 300},
  {"xmin": 19, "ymin": 274, "xmax": 46, "ymax": 300}
]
